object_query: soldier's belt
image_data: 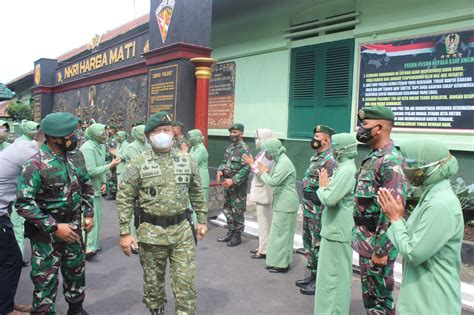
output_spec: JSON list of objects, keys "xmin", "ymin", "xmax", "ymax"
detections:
[
  {"xmin": 141, "ymin": 212, "xmax": 187, "ymax": 228},
  {"xmin": 353, "ymin": 216, "xmax": 377, "ymax": 233}
]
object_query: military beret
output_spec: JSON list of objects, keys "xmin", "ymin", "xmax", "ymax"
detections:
[
  {"xmin": 358, "ymin": 106, "xmax": 394, "ymax": 122},
  {"xmin": 228, "ymin": 123, "xmax": 244, "ymax": 132},
  {"xmin": 313, "ymin": 125, "xmax": 335, "ymax": 136},
  {"xmin": 144, "ymin": 111, "xmax": 173, "ymax": 133},
  {"xmin": 40, "ymin": 112, "xmax": 78, "ymax": 137},
  {"xmin": 172, "ymin": 120, "xmax": 184, "ymax": 127}
]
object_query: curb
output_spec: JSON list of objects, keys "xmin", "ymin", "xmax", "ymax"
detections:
[{"xmin": 210, "ymin": 214, "xmax": 474, "ymax": 311}]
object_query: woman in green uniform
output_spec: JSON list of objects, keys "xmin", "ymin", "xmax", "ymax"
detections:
[
  {"xmin": 314, "ymin": 133, "xmax": 357, "ymax": 315},
  {"xmin": 187, "ymin": 129, "xmax": 210, "ymax": 202},
  {"xmin": 244, "ymin": 138, "xmax": 299, "ymax": 273},
  {"xmin": 377, "ymin": 138, "xmax": 463, "ymax": 314},
  {"xmin": 17, "ymin": 120, "xmax": 39, "ymax": 142},
  {"xmin": 80, "ymin": 123, "xmax": 121, "ymax": 256}
]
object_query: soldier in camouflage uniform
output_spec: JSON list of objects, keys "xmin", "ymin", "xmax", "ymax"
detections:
[
  {"xmin": 15, "ymin": 112, "xmax": 95, "ymax": 315},
  {"xmin": 216, "ymin": 123, "xmax": 251, "ymax": 247},
  {"xmin": 353, "ymin": 106, "xmax": 408, "ymax": 314},
  {"xmin": 105, "ymin": 125, "xmax": 118, "ymax": 200},
  {"xmin": 172, "ymin": 120, "xmax": 189, "ymax": 152},
  {"xmin": 116, "ymin": 111, "xmax": 207, "ymax": 315},
  {"xmin": 296, "ymin": 125, "xmax": 337, "ymax": 295}
]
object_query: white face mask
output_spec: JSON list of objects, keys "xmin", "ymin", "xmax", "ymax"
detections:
[{"xmin": 150, "ymin": 133, "xmax": 173, "ymax": 150}]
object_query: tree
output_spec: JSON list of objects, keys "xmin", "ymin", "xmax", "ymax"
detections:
[{"xmin": 7, "ymin": 101, "xmax": 33, "ymax": 121}]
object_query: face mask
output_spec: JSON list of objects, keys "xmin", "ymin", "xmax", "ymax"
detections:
[
  {"xmin": 259, "ymin": 152, "xmax": 274, "ymax": 168},
  {"xmin": 310, "ymin": 138, "xmax": 322, "ymax": 149},
  {"xmin": 59, "ymin": 135, "xmax": 78, "ymax": 152},
  {"xmin": 255, "ymin": 138, "xmax": 262, "ymax": 149},
  {"xmin": 150, "ymin": 133, "xmax": 173, "ymax": 150},
  {"xmin": 0, "ymin": 129, "xmax": 8, "ymax": 142},
  {"xmin": 356, "ymin": 125, "xmax": 381, "ymax": 143},
  {"xmin": 230, "ymin": 135, "xmax": 240, "ymax": 143},
  {"xmin": 402, "ymin": 158, "xmax": 445, "ymax": 186}
]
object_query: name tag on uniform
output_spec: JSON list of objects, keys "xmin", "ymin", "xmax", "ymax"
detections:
[{"xmin": 140, "ymin": 161, "xmax": 162, "ymax": 179}]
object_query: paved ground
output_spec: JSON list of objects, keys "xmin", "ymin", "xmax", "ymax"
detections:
[{"xmin": 14, "ymin": 200, "xmax": 473, "ymax": 314}]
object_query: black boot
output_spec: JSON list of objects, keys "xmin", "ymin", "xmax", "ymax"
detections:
[
  {"xmin": 217, "ymin": 230, "xmax": 233, "ymax": 242},
  {"xmin": 300, "ymin": 278, "xmax": 316, "ymax": 295},
  {"xmin": 150, "ymin": 307, "xmax": 165, "ymax": 315},
  {"xmin": 227, "ymin": 232, "xmax": 241, "ymax": 247},
  {"xmin": 67, "ymin": 302, "xmax": 89, "ymax": 315},
  {"xmin": 295, "ymin": 273, "xmax": 316, "ymax": 288}
]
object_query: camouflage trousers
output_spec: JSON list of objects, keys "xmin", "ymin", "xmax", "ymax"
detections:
[
  {"xmin": 359, "ymin": 255, "xmax": 395, "ymax": 315},
  {"xmin": 302, "ymin": 198, "xmax": 322, "ymax": 274},
  {"xmin": 106, "ymin": 170, "xmax": 117, "ymax": 197},
  {"xmin": 223, "ymin": 184, "xmax": 247, "ymax": 233},
  {"xmin": 138, "ymin": 230, "xmax": 196, "ymax": 314},
  {"xmin": 30, "ymin": 240, "xmax": 86, "ymax": 314}
]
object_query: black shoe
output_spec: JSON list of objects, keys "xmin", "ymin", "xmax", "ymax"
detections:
[
  {"xmin": 217, "ymin": 230, "xmax": 233, "ymax": 242},
  {"xmin": 295, "ymin": 274, "xmax": 316, "ymax": 288},
  {"xmin": 85, "ymin": 251, "xmax": 96, "ymax": 261},
  {"xmin": 250, "ymin": 253, "xmax": 266, "ymax": 259},
  {"xmin": 22, "ymin": 260, "xmax": 29, "ymax": 267},
  {"xmin": 265, "ymin": 265, "xmax": 274, "ymax": 270},
  {"xmin": 227, "ymin": 232, "xmax": 241, "ymax": 247},
  {"xmin": 249, "ymin": 248, "xmax": 258, "ymax": 254},
  {"xmin": 268, "ymin": 266, "xmax": 289, "ymax": 273},
  {"xmin": 68, "ymin": 310, "xmax": 89, "ymax": 315},
  {"xmin": 67, "ymin": 302, "xmax": 89, "ymax": 315},
  {"xmin": 300, "ymin": 279, "xmax": 316, "ymax": 295}
]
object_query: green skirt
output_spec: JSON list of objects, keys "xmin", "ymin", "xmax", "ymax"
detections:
[{"xmin": 265, "ymin": 210, "xmax": 297, "ymax": 268}]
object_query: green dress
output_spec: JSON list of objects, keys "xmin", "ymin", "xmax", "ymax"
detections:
[
  {"xmin": 189, "ymin": 142, "xmax": 209, "ymax": 202},
  {"xmin": 387, "ymin": 179, "xmax": 463, "ymax": 314},
  {"xmin": 314, "ymin": 158, "xmax": 356, "ymax": 315},
  {"xmin": 260, "ymin": 153, "xmax": 299, "ymax": 268}
]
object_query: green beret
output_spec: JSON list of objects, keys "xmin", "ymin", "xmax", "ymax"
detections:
[
  {"xmin": 358, "ymin": 106, "xmax": 394, "ymax": 122},
  {"xmin": 313, "ymin": 124, "xmax": 335, "ymax": 136},
  {"xmin": 228, "ymin": 123, "xmax": 244, "ymax": 132},
  {"xmin": 144, "ymin": 111, "xmax": 173, "ymax": 133},
  {"xmin": 40, "ymin": 112, "xmax": 78, "ymax": 137},
  {"xmin": 172, "ymin": 120, "xmax": 184, "ymax": 127}
]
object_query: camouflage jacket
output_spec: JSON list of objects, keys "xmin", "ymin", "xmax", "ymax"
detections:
[
  {"xmin": 15, "ymin": 143, "xmax": 94, "ymax": 237},
  {"xmin": 218, "ymin": 140, "xmax": 251, "ymax": 187},
  {"xmin": 172, "ymin": 135, "xmax": 189, "ymax": 151},
  {"xmin": 116, "ymin": 148, "xmax": 207, "ymax": 245},
  {"xmin": 352, "ymin": 140, "xmax": 408, "ymax": 260},
  {"xmin": 105, "ymin": 135, "xmax": 117, "ymax": 162}
]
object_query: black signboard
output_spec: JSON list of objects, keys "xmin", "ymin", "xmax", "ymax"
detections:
[
  {"xmin": 148, "ymin": 64, "xmax": 178, "ymax": 118},
  {"xmin": 209, "ymin": 62, "xmax": 236, "ymax": 129},
  {"xmin": 358, "ymin": 29, "xmax": 474, "ymax": 132}
]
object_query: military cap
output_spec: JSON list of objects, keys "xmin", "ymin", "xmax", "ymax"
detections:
[
  {"xmin": 313, "ymin": 124, "xmax": 335, "ymax": 136},
  {"xmin": 358, "ymin": 106, "xmax": 394, "ymax": 122},
  {"xmin": 228, "ymin": 123, "xmax": 244, "ymax": 132},
  {"xmin": 40, "ymin": 112, "xmax": 78, "ymax": 137},
  {"xmin": 144, "ymin": 111, "xmax": 173, "ymax": 133},
  {"xmin": 172, "ymin": 120, "xmax": 184, "ymax": 127}
]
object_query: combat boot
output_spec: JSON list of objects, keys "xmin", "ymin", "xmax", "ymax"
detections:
[
  {"xmin": 150, "ymin": 307, "xmax": 165, "ymax": 315},
  {"xmin": 67, "ymin": 302, "xmax": 89, "ymax": 315},
  {"xmin": 300, "ymin": 278, "xmax": 316, "ymax": 295},
  {"xmin": 295, "ymin": 273, "xmax": 316, "ymax": 288},
  {"xmin": 227, "ymin": 231, "xmax": 241, "ymax": 247},
  {"xmin": 217, "ymin": 230, "xmax": 233, "ymax": 242}
]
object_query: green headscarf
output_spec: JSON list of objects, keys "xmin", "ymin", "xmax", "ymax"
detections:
[
  {"xmin": 0, "ymin": 119, "xmax": 9, "ymax": 142},
  {"xmin": 84, "ymin": 123, "xmax": 107, "ymax": 143},
  {"xmin": 187, "ymin": 129, "xmax": 203, "ymax": 146},
  {"xmin": 399, "ymin": 138, "xmax": 458, "ymax": 189},
  {"xmin": 262, "ymin": 138, "xmax": 286, "ymax": 161},
  {"xmin": 331, "ymin": 133, "xmax": 357, "ymax": 162},
  {"xmin": 131, "ymin": 125, "xmax": 146, "ymax": 143},
  {"xmin": 116, "ymin": 131, "xmax": 128, "ymax": 143},
  {"xmin": 20, "ymin": 119, "xmax": 39, "ymax": 140}
]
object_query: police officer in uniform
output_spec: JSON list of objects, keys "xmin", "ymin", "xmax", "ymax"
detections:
[
  {"xmin": 116, "ymin": 111, "xmax": 207, "ymax": 315},
  {"xmin": 353, "ymin": 106, "xmax": 407, "ymax": 314},
  {"xmin": 15, "ymin": 112, "xmax": 95, "ymax": 315},
  {"xmin": 216, "ymin": 123, "xmax": 251, "ymax": 247}
]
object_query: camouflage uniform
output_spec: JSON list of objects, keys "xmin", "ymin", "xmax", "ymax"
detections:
[
  {"xmin": 172, "ymin": 136, "xmax": 189, "ymax": 151},
  {"xmin": 105, "ymin": 136, "xmax": 118, "ymax": 198},
  {"xmin": 218, "ymin": 141, "xmax": 251, "ymax": 234},
  {"xmin": 15, "ymin": 143, "xmax": 94, "ymax": 314},
  {"xmin": 116, "ymin": 148, "xmax": 207, "ymax": 314},
  {"xmin": 352, "ymin": 140, "xmax": 407, "ymax": 314},
  {"xmin": 301, "ymin": 149, "xmax": 337, "ymax": 274}
]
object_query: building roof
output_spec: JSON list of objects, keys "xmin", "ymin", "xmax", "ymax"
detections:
[
  {"xmin": 7, "ymin": 13, "xmax": 150, "ymax": 86},
  {"xmin": 0, "ymin": 83, "xmax": 15, "ymax": 101}
]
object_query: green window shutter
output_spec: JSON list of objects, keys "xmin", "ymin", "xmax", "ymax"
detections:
[{"xmin": 288, "ymin": 39, "xmax": 354, "ymax": 138}]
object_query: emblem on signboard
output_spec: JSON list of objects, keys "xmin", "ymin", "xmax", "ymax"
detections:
[
  {"xmin": 442, "ymin": 33, "xmax": 462, "ymax": 59},
  {"xmin": 156, "ymin": 0, "xmax": 175, "ymax": 43},
  {"xmin": 34, "ymin": 64, "xmax": 41, "ymax": 85}
]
